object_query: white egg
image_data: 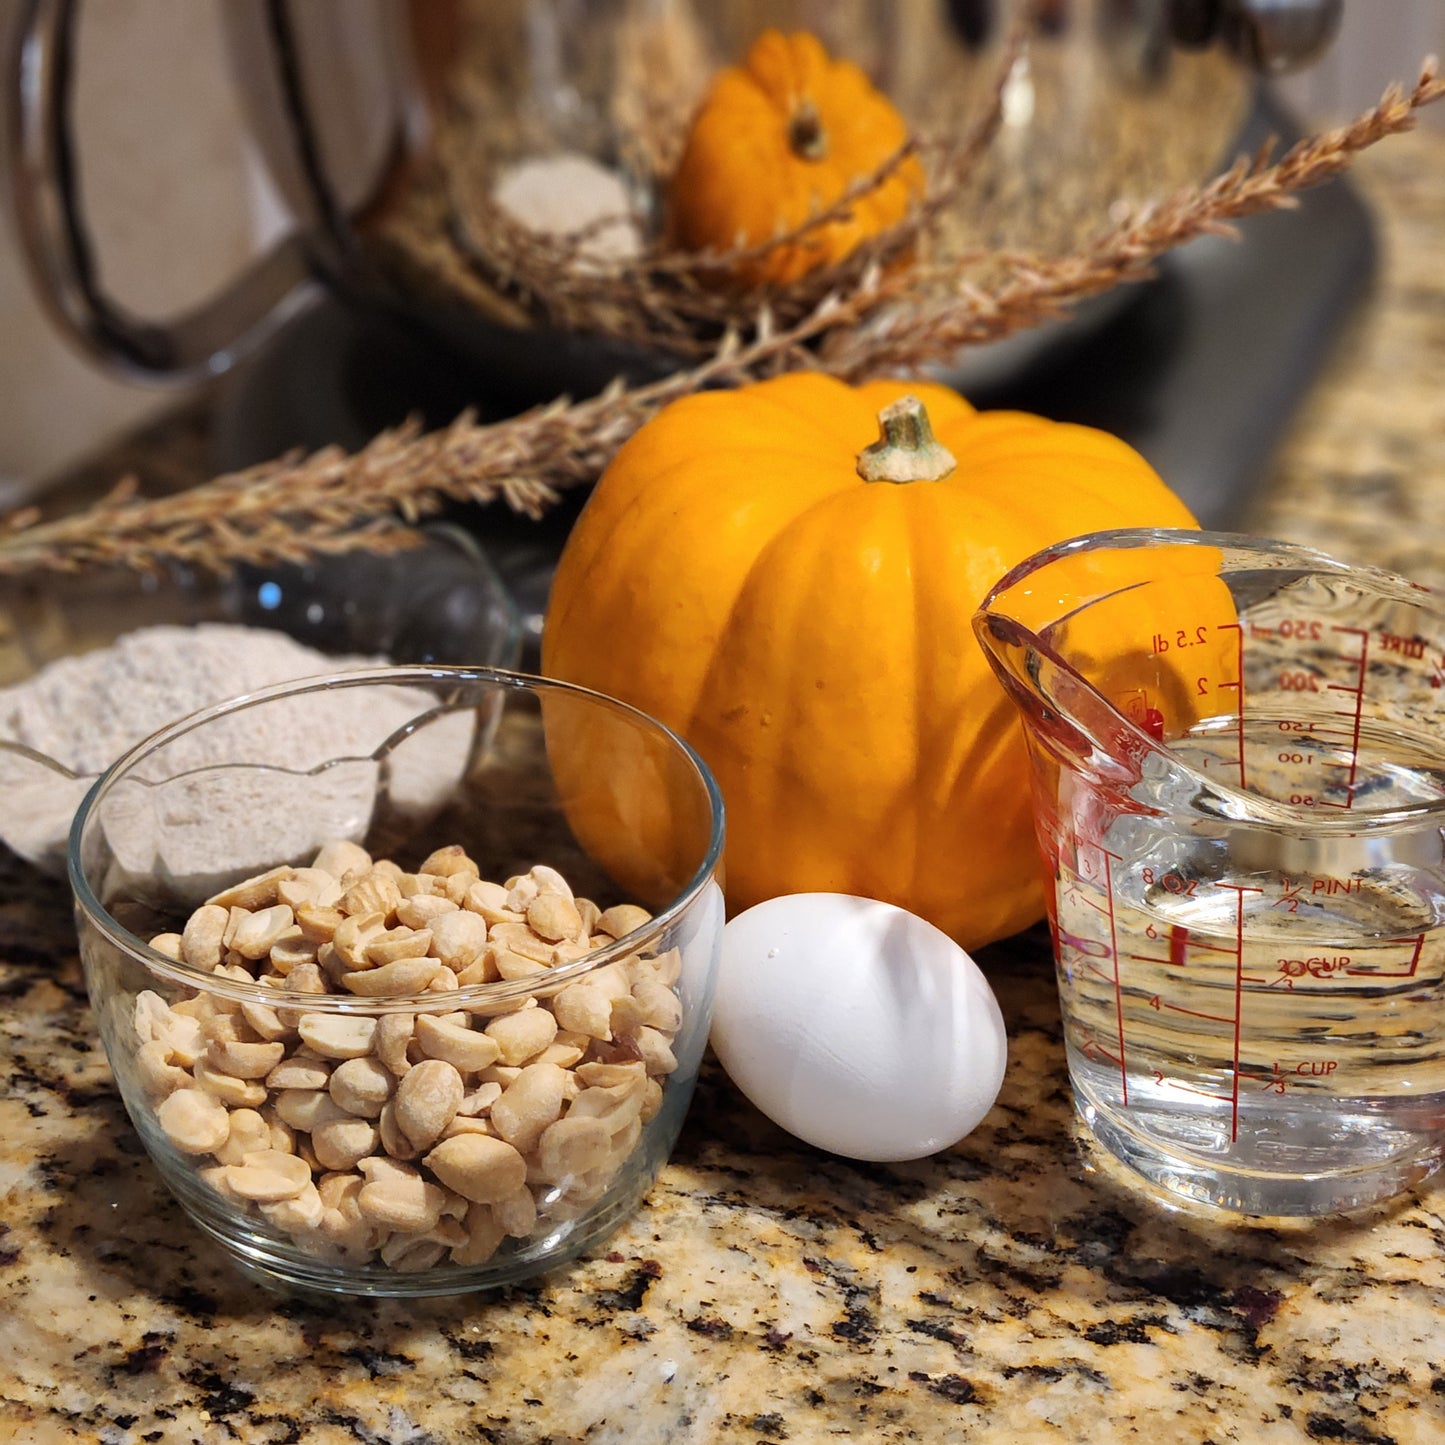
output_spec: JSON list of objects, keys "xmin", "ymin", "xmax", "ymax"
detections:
[{"xmin": 710, "ymin": 893, "xmax": 1008, "ymax": 1163}]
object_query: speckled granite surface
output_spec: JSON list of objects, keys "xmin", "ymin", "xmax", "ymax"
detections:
[{"xmin": 3, "ymin": 130, "xmax": 1445, "ymax": 1444}]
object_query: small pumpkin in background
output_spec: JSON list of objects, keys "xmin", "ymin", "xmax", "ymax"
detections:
[
  {"xmin": 666, "ymin": 29, "xmax": 924, "ymax": 287},
  {"xmin": 541, "ymin": 373, "xmax": 1198, "ymax": 952}
]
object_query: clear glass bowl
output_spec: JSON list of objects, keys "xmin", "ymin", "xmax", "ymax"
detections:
[
  {"xmin": 0, "ymin": 525, "xmax": 521, "ymax": 873},
  {"xmin": 70, "ymin": 667, "xmax": 725, "ymax": 1297}
]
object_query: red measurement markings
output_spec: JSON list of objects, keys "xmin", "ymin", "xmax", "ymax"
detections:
[
  {"xmin": 1169, "ymin": 924, "xmax": 1189, "ymax": 967},
  {"xmin": 1147, "ymin": 994, "xmax": 1235, "ymax": 1024},
  {"xmin": 1216, "ymin": 882, "xmax": 1262, "ymax": 1143},
  {"xmin": 1345, "ymin": 933, "xmax": 1426, "ymax": 979},
  {"xmin": 1173, "ymin": 936, "xmax": 1238, "ymax": 956},
  {"xmin": 1080, "ymin": 1035, "xmax": 1122, "ymax": 1066},
  {"xmin": 1103, "ymin": 852, "xmax": 1128, "ymax": 1107},
  {"xmin": 1318, "ymin": 625, "xmax": 1370, "ymax": 808},
  {"xmin": 1129, "ymin": 924, "xmax": 1194, "ymax": 968},
  {"xmin": 1215, "ymin": 622, "xmax": 1246, "ymax": 789},
  {"xmin": 1160, "ymin": 1075, "xmax": 1227, "ymax": 1101}
]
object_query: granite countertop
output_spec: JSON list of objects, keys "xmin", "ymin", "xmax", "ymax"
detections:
[{"xmin": 3, "ymin": 127, "xmax": 1444, "ymax": 1445}]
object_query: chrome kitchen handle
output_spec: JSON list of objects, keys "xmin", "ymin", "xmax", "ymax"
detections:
[
  {"xmin": 6, "ymin": 0, "xmax": 322, "ymax": 382},
  {"xmin": 1170, "ymin": 0, "xmax": 1344, "ymax": 72}
]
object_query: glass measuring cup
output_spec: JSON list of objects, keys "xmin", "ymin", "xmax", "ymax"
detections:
[{"xmin": 975, "ymin": 528, "xmax": 1445, "ymax": 1216}]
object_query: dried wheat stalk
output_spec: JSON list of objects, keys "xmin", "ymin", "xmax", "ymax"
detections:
[{"xmin": 0, "ymin": 62, "xmax": 1438, "ymax": 579}]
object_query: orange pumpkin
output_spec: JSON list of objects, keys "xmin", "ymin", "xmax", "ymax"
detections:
[
  {"xmin": 666, "ymin": 29, "xmax": 923, "ymax": 287},
  {"xmin": 541, "ymin": 373, "xmax": 1198, "ymax": 950}
]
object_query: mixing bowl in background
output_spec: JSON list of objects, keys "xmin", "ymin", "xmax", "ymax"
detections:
[
  {"xmin": 70, "ymin": 667, "xmax": 726, "ymax": 1297},
  {"xmin": 0, "ymin": 525, "xmax": 521, "ymax": 873}
]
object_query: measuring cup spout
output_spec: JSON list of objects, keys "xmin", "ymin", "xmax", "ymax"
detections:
[{"xmin": 973, "ymin": 529, "xmax": 1232, "ymax": 788}]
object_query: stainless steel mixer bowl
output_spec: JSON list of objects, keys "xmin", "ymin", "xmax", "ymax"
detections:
[{"xmin": 7, "ymin": 0, "xmax": 1340, "ymax": 389}]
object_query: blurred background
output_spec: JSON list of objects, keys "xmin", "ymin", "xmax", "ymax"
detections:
[{"xmin": 0, "ymin": 0, "xmax": 1439, "ymax": 501}]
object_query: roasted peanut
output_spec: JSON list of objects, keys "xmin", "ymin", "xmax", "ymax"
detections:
[
  {"xmin": 157, "ymin": 1087, "xmax": 231, "ymax": 1154},
  {"xmin": 341, "ymin": 955, "xmax": 442, "ymax": 997},
  {"xmin": 266, "ymin": 1053, "xmax": 331, "ymax": 1091},
  {"xmin": 135, "ymin": 1039, "xmax": 191, "ymax": 1097},
  {"xmin": 297, "ymin": 1012, "xmax": 377, "ymax": 1060},
  {"xmin": 429, "ymin": 911, "xmax": 489, "ymax": 970},
  {"xmin": 396, "ymin": 895, "xmax": 457, "ymax": 930},
  {"xmin": 414, "ymin": 1015, "xmax": 501, "ymax": 1073},
  {"xmin": 490, "ymin": 1062, "xmax": 568, "ymax": 1154},
  {"xmin": 596, "ymin": 904, "xmax": 651, "ymax": 940},
  {"xmin": 535, "ymin": 1116, "xmax": 612, "ymax": 1184},
  {"xmin": 260, "ymin": 1182, "xmax": 324, "ymax": 1232},
  {"xmin": 527, "ymin": 891, "xmax": 583, "ymax": 944},
  {"xmin": 375, "ymin": 1013, "xmax": 414, "ymax": 1078},
  {"xmin": 424, "ymin": 1133, "xmax": 527, "ymax": 1204},
  {"xmin": 226, "ymin": 1149, "xmax": 312, "ymax": 1202},
  {"xmin": 312, "ymin": 1115, "xmax": 381, "ymax": 1172},
  {"xmin": 225, "ymin": 904, "xmax": 296, "ymax": 960},
  {"xmin": 206, "ymin": 1037, "xmax": 286, "ymax": 1080},
  {"xmin": 484, "ymin": 1007, "xmax": 558, "ymax": 1067},
  {"xmin": 394, "ymin": 1058, "xmax": 464, "ymax": 1148},
  {"xmin": 213, "ymin": 1108, "xmax": 274, "ymax": 1166},
  {"xmin": 181, "ymin": 906, "xmax": 229, "ymax": 968},
  {"xmin": 312, "ymin": 839, "xmax": 372, "ymax": 879},
  {"xmin": 341, "ymin": 872, "xmax": 402, "ymax": 923},
  {"xmin": 356, "ymin": 1158, "xmax": 446, "ymax": 1231},
  {"xmin": 417, "ymin": 845, "xmax": 476, "ymax": 878},
  {"xmin": 328, "ymin": 1056, "xmax": 395, "ymax": 1118}
]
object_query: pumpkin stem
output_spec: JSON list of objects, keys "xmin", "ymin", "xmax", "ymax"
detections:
[
  {"xmin": 856, "ymin": 396, "xmax": 958, "ymax": 483},
  {"xmin": 787, "ymin": 97, "xmax": 829, "ymax": 162}
]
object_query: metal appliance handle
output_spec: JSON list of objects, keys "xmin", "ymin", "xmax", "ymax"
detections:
[
  {"xmin": 6, "ymin": 0, "xmax": 321, "ymax": 381},
  {"xmin": 1171, "ymin": 0, "xmax": 1344, "ymax": 72}
]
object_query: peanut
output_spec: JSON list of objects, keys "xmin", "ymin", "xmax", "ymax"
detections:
[
  {"xmin": 297, "ymin": 1013, "xmax": 377, "ymax": 1060},
  {"xmin": 490, "ymin": 1062, "xmax": 568, "ymax": 1154},
  {"xmin": 596, "ymin": 904, "xmax": 651, "ymax": 940},
  {"xmin": 429, "ymin": 910, "xmax": 489, "ymax": 970},
  {"xmin": 225, "ymin": 904, "xmax": 296, "ymax": 960},
  {"xmin": 260, "ymin": 1182, "xmax": 324, "ymax": 1233},
  {"xmin": 527, "ymin": 891, "xmax": 583, "ymax": 944},
  {"xmin": 226, "ymin": 1149, "xmax": 312, "ymax": 1202},
  {"xmin": 213, "ymin": 1108, "xmax": 274, "ymax": 1166},
  {"xmin": 414, "ymin": 1015, "xmax": 501, "ymax": 1073},
  {"xmin": 181, "ymin": 906, "xmax": 229, "ymax": 968},
  {"xmin": 312, "ymin": 839, "xmax": 372, "ymax": 879},
  {"xmin": 484, "ymin": 1007, "xmax": 558, "ymax": 1067},
  {"xmin": 312, "ymin": 1115, "xmax": 381, "ymax": 1172},
  {"xmin": 135, "ymin": 1039, "xmax": 190, "ymax": 1097},
  {"xmin": 328, "ymin": 1056, "xmax": 395, "ymax": 1118},
  {"xmin": 341, "ymin": 955, "xmax": 442, "ymax": 997},
  {"xmin": 157, "ymin": 1088, "xmax": 230, "ymax": 1154},
  {"xmin": 357, "ymin": 1158, "xmax": 446, "ymax": 1231},
  {"xmin": 535, "ymin": 1116, "xmax": 613, "ymax": 1184},
  {"xmin": 266, "ymin": 1054, "xmax": 331, "ymax": 1091},
  {"xmin": 423, "ymin": 1133, "xmax": 527, "ymax": 1204},
  {"xmin": 394, "ymin": 1058, "xmax": 464, "ymax": 1148}
]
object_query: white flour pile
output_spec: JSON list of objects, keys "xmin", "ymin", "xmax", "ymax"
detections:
[{"xmin": 0, "ymin": 624, "xmax": 472, "ymax": 889}]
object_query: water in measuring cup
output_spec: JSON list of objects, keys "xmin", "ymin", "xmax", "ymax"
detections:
[{"xmin": 1052, "ymin": 716, "xmax": 1445, "ymax": 1215}]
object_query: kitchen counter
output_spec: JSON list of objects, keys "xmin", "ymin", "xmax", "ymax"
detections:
[{"xmin": 3, "ymin": 129, "xmax": 1444, "ymax": 1444}]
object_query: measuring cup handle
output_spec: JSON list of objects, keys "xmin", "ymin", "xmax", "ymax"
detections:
[{"xmin": 7, "ymin": 0, "xmax": 320, "ymax": 381}]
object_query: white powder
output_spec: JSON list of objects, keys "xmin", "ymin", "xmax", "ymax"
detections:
[
  {"xmin": 1, "ymin": 624, "xmax": 366, "ymax": 775},
  {"xmin": 0, "ymin": 624, "xmax": 473, "ymax": 890},
  {"xmin": 492, "ymin": 153, "xmax": 641, "ymax": 263}
]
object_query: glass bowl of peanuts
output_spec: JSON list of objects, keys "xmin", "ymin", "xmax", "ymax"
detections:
[{"xmin": 70, "ymin": 666, "xmax": 725, "ymax": 1297}]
